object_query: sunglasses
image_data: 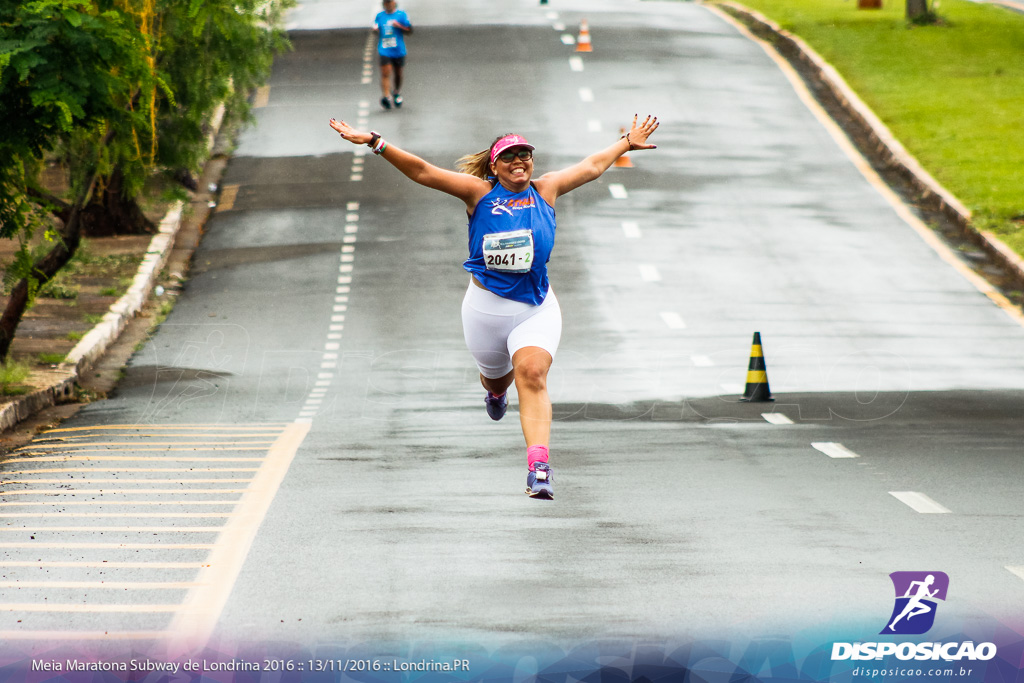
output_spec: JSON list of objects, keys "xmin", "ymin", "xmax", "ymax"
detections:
[{"xmin": 496, "ymin": 149, "xmax": 533, "ymax": 163}]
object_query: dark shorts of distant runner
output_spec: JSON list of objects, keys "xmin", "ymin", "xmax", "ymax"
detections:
[{"xmin": 379, "ymin": 55, "xmax": 405, "ymax": 68}]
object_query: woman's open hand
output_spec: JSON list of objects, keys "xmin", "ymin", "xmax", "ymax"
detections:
[
  {"xmin": 330, "ymin": 118, "xmax": 371, "ymax": 145},
  {"xmin": 626, "ymin": 114, "xmax": 659, "ymax": 150}
]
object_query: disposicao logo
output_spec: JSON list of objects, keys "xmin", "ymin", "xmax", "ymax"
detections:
[
  {"xmin": 830, "ymin": 572, "xmax": 997, "ymax": 663},
  {"xmin": 881, "ymin": 571, "xmax": 948, "ymax": 635}
]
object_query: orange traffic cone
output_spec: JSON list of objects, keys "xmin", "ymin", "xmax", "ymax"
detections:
[
  {"xmin": 739, "ymin": 332, "xmax": 773, "ymax": 402},
  {"xmin": 614, "ymin": 128, "xmax": 634, "ymax": 168},
  {"xmin": 576, "ymin": 20, "xmax": 593, "ymax": 52}
]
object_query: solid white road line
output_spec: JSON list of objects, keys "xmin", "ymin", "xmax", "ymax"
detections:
[
  {"xmin": 169, "ymin": 421, "xmax": 312, "ymax": 649},
  {"xmin": 889, "ymin": 491, "xmax": 952, "ymax": 514},
  {"xmin": 811, "ymin": 442, "xmax": 860, "ymax": 459}
]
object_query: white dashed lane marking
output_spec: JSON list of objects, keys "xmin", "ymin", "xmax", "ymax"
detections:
[
  {"xmin": 608, "ymin": 184, "xmax": 628, "ymax": 199},
  {"xmin": 639, "ymin": 264, "xmax": 661, "ymax": 282},
  {"xmin": 569, "ymin": 56, "xmax": 584, "ymax": 72},
  {"xmin": 812, "ymin": 442, "xmax": 861, "ymax": 459},
  {"xmin": 889, "ymin": 491, "xmax": 952, "ymax": 514},
  {"xmin": 578, "ymin": 87, "xmax": 594, "ymax": 102},
  {"xmin": 659, "ymin": 312, "xmax": 686, "ymax": 329},
  {"xmin": 621, "ymin": 221, "xmax": 641, "ymax": 238},
  {"xmin": 761, "ymin": 413, "xmax": 794, "ymax": 425}
]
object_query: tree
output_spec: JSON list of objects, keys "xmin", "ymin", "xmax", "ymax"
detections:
[
  {"xmin": 0, "ymin": 0, "xmax": 289, "ymax": 361},
  {"xmin": 907, "ymin": 0, "xmax": 937, "ymax": 22},
  {"xmin": 0, "ymin": 0, "xmax": 290, "ymax": 361},
  {"xmin": 83, "ymin": 0, "xmax": 292, "ymax": 235},
  {"xmin": 0, "ymin": 0, "xmax": 156, "ymax": 360},
  {"xmin": 154, "ymin": 0, "xmax": 291, "ymax": 181}
]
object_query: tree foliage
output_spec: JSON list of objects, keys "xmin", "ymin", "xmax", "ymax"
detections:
[{"xmin": 0, "ymin": 0, "xmax": 290, "ymax": 360}]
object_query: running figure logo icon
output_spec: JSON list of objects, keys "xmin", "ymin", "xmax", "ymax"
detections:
[{"xmin": 881, "ymin": 571, "xmax": 949, "ymax": 635}]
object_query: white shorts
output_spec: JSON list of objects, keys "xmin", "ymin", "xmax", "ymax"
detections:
[{"xmin": 461, "ymin": 282, "xmax": 562, "ymax": 379}]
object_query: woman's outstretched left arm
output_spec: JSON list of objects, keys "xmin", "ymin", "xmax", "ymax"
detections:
[{"xmin": 536, "ymin": 114, "xmax": 658, "ymax": 200}]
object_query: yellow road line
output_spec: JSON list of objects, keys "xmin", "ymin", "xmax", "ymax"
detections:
[
  {"xmin": 20, "ymin": 442, "xmax": 276, "ymax": 450},
  {"xmin": 216, "ymin": 184, "xmax": 240, "ymax": 212},
  {"xmin": 170, "ymin": 421, "xmax": 311, "ymax": 648},
  {"xmin": 3, "ymin": 468, "xmax": 259, "ymax": 474},
  {"xmin": 0, "ymin": 542, "xmax": 215, "ymax": 550},
  {"xmin": 36, "ymin": 433, "xmax": 285, "ymax": 441},
  {"xmin": 0, "ymin": 630, "xmax": 171, "ymax": 640},
  {"xmin": 253, "ymin": 85, "xmax": 271, "ymax": 108},
  {"xmin": 43, "ymin": 424, "xmax": 289, "ymax": 433},
  {"xmin": 0, "ymin": 488, "xmax": 247, "ymax": 495},
  {"xmin": 0, "ymin": 581, "xmax": 202, "ymax": 589},
  {"xmin": 2, "ymin": 478, "xmax": 254, "ymax": 484},
  {"xmin": 3, "ymin": 456, "xmax": 266, "ymax": 464},
  {"xmin": 707, "ymin": 4, "xmax": 1024, "ymax": 329},
  {"xmin": 0, "ymin": 513, "xmax": 231, "ymax": 518},
  {"xmin": 0, "ymin": 561, "xmax": 205, "ymax": 568},
  {"xmin": 0, "ymin": 603, "xmax": 182, "ymax": 613},
  {"xmin": 0, "ymin": 526, "xmax": 223, "ymax": 533},
  {"xmin": 0, "ymin": 500, "xmax": 238, "ymax": 507}
]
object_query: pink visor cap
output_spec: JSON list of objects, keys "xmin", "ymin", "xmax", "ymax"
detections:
[{"xmin": 490, "ymin": 134, "xmax": 535, "ymax": 164}]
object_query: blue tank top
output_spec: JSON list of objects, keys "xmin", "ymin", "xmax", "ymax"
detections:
[
  {"xmin": 374, "ymin": 10, "xmax": 410, "ymax": 58},
  {"xmin": 463, "ymin": 183, "xmax": 556, "ymax": 305}
]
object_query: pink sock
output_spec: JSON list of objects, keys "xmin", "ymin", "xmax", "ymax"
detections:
[{"xmin": 527, "ymin": 445, "xmax": 549, "ymax": 471}]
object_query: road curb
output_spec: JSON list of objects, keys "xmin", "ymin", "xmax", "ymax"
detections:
[
  {"xmin": 711, "ymin": 1, "xmax": 1024, "ymax": 292},
  {"xmin": 0, "ymin": 104, "xmax": 227, "ymax": 435}
]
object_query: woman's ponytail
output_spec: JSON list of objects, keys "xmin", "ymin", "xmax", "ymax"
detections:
[{"xmin": 455, "ymin": 133, "xmax": 516, "ymax": 180}]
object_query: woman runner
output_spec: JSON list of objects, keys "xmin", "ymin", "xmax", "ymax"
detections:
[{"xmin": 328, "ymin": 115, "xmax": 659, "ymax": 498}]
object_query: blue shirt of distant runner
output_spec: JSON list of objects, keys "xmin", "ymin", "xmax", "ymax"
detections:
[
  {"xmin": 374, "ymin": 9, "xmax": 410, "ymax": 58},
  {"xmin": 464, "ymin": 183, "xmax": 556, "ymax": 306}
]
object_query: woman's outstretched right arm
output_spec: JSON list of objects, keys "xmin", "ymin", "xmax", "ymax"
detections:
[{"xmin": 330, "ymin": 118, "xmax": 488, "ymax": 209}]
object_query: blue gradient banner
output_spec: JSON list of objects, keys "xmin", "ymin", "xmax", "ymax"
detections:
[{"xmin": 2, "ymin": 620, "xmax": 1022, "ymax": 683}]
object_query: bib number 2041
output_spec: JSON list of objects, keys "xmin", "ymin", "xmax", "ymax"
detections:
[{"xmin": 482, "ymin": 229, "xmax": 533, "ymax": 274}]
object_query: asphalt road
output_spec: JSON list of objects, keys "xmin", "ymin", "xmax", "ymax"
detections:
[{"xmin": 1, "ymin": 0, "xmax": 1023, "ymax": 657}]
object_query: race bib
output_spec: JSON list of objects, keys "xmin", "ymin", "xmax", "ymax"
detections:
[
  {"xmin": 381, "ymin": 36, "xmax": 397, "ymax": 48},
  {"xmin": 483, "ymin": 229, "xmax": 533, "ymax": 273}
]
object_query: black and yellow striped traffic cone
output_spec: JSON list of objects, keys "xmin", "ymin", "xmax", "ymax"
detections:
[{"xmin": 740, "ymin": 332, "xmax": 773, "ymax": 402}]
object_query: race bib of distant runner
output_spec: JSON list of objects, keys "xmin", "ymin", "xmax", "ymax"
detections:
[
  {"xmin": 381, "ymin": 36, "xmax": 397, "ymax": 49},
  {"xmin": 482, "ymin": 229, "xmax": 533, "ymax": 273}
]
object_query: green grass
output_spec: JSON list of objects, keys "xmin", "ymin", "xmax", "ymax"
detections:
[
  {"xmin": 38, "ymin": 279, "xmax": 79, "ymax": 300},
  {"xmin": 715, "ymin": 0, "xmax": 1024, "ymax": 254},
  {"xmin": 0, "ymin": 360, "xmax": 31, "ymax": 395},
  {"xmin": 66, "ymin": 331, "xmax": 85, "ymax": 342},
  {"xmin": 37, "ymin": 352, "xmax": 66, "ymax": 365}
]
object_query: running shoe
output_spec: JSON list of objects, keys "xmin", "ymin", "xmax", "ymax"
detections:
[
  {"xmin": 393, "ymin": 93, "xmax": 403, "ymax": 108},
  {"xmin": 484, "ymin": 392, "xmax": 507, "ymax": 421},
  {"xmin": 526, "ymin": 462, "xmax": 554, "ymax": 499},
  {"xmin": 380, "ymin": 96, "xmax": 392, "ymax": 110}
]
